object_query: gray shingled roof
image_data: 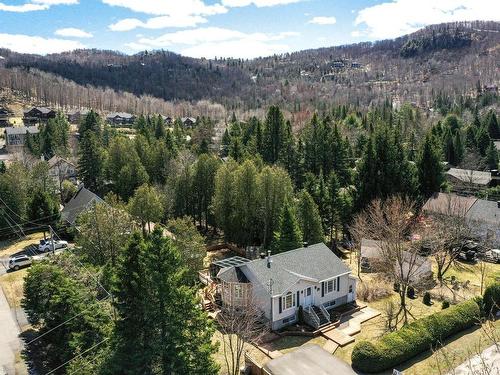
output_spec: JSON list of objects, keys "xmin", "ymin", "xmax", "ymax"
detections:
[
  {"xmin": 61, "ymin": 186, "xmax": 104, "ymax": 225},
  {"xmin": 467, "ymin": 199, "xmax": 500, "ymax": 226},
  {"xmin": 227, "ymin": 243, "xmax": 350, "ymax": 296},
  {"xmin": 264, "ymin": 344, "xmax": 357, "ymax": 375},
  {"xmin": 4, "ymin": 126, "xmax": 39, "ymax": 135},
  {"xmin": 446, "ymin": 168, "xmax": 492, "ymax": 185}
]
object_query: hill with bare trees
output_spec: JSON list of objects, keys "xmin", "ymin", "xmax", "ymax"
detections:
[{"xmin": 0, "ymin": 21, "xmax": 499, "ymax": 113}]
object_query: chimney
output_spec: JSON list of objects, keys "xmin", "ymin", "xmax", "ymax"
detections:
[
  {"xmin": 259, "ymin": 252, "xmax": 266, "ymax": 259},
  {"xmin": 497, "ymin": 201, "xmax": 500, "ymax": 209},
  {"xmin": 266, "ymin": 250, "xmax": 272, "ymax": 269},
  {"xmin": 303, "ymin": 242, "xmax": 308, "ymax": 248}
]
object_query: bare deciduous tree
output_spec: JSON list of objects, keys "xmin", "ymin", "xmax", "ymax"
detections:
[
  {"xmin": 216, "ymin": 299, "xmax": 267, "ymax": 375},
  {"xmin": 353, "ymin": 196, "xmax": 422, "ymax": 326}
]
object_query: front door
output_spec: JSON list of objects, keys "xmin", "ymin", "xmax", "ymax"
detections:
[{"xmin": 303, "ymin": 287, "xmax": 313, "ymax": 307}]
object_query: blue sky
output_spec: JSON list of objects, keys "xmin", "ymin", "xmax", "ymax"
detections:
[{"xmin": 0, "ymin": 0, "xmax": 497, "ymax": 58}]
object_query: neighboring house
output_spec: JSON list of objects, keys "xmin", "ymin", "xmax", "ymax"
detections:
[
  {"xmin": 4, "ymin": 126, "xmax": 39, "ymax": 152},
  {"xmin": 61, "ymin": 186, "xmax": 104, "ymax": 225},
  {"xmin": 422, "ymin": 192, "xmax": 500, "ymax": 248},
  {"xmin": 181, "ymin": 117, "xmax": 196, "ymax": 128},
  {"xmin": 106, "ymin": 112, "xmax": 136, "ymax": 126},
  {"xmin": 215, "ymin": 243, "xmax": 357, "ymax": 330},
  {"xmin": 161, "ymin": 115, "xmax": 173, "ymax": 125},
  {"xmin": 48, "ymin": 155, "xmax": 77, "ymax": 188},
  {"xmin": 67, "ymin": 109, "xmax": 90, "ymax": 124},
  {"xmin": 23, "ymin": 107, "xmax": 56, "ymax": 124},
  {"xmin": 445, "ymin": 168, "xmax": 493, "ymax": 193},
  {"xmin": 494, "ymin": 141, "xmax": 500, "ymax": 152},
  {"xmin": 0, "ymin": 107, "xmax": 12, "ymax": 126},
  {"xmin": 360, "ymin": 239, "xmax": 432, "ymax": 282},
  {"xmin": 263, "ymin": 344, "xmax": 357, "ymax": 375}
]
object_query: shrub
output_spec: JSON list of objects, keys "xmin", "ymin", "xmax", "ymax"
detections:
[
  {"xmin": 483, "ymin": 282, "xmax": 500, "ymax": 317},
  {"xmin": 423, "ymin": 292, "xmax": 431, "ymax": 306},
  {"xmin": 407, "ymin": 286, "xmax": 415, "ymax": 299},
  {"xmin": 442, "ymin": 300, "xmax": 450, "ymax": 309},
  {"xmin": 351, "ymin": 299, "xmax": 480, "ymax": 373}
]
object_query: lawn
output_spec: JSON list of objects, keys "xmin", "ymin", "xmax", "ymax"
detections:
[
  {"xmin": 333, "ymin": 252, "xmax": 500, "ymax": 374},
  {"xmin": 0, "ymin": 268, "xmax": 28, "ymax": 309},
  {"xmin": 0, "ymin": 232, "xmax": 45, "ymax": 258}
]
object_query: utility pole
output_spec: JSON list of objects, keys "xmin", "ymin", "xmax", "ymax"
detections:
[{"xmin": 49, "ymin": 225, "xmax": 55, "ymax": 255}]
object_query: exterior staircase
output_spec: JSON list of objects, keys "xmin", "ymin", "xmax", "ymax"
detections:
[{"xmin": 312, "ymin": 305, "xmax": 330, "ymax": 327}]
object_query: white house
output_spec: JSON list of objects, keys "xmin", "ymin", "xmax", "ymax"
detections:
[
  {"xmin": 47, "ymin": 155, "xmax": 77, "ymax": 188},
  {"xmin": 360, "ymin": 239, "xmax": 433, "ymax": 282},
  {"xmin": 216, "ymin": 243, "xmax": 357, "ymax": 330}
]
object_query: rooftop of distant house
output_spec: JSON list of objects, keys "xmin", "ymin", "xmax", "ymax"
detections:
[{"xmin": 446, "ymin": 168, "xmax": 492, "ymax": 186}]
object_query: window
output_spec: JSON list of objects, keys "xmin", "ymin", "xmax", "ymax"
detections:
[
  {"xmin": 325, "ymin": 279, "xmax": 335, "ymax": 294},
  {"xmin": 234, "ymin": 285, "xmax": 243, "ymax": 299},
  {"xmin": 306, "ymin": 288, "xmax": 312, "ymax": 296},
  {"xmin": 349, "ymin": 285, "xmax": 353, "ymax": 293},
  {"xmin": 282, "ymin": 292, "xmax": 295, "ymax": 310}
]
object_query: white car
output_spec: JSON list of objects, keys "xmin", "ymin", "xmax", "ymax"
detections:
[
  {"xmin": 38, "ymin": 240, "xmax": 68, "ymax": 253},
  {"xmin": 8, "ymin": 255, "xmax": 32, "ymax": 271}
]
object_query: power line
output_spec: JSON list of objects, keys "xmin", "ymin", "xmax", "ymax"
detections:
[
  {"xmin": 44, "ymin": 337, "xmax": 110, "ymax": 375},
  {"xmin": 26, "ymin": 295, "xmax": 110, "ymax": 346}
]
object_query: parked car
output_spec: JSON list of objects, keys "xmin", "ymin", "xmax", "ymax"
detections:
[
  {"xmin": 457, "ymin": 250, "xmax": 477, "ymax": 263},
  {"xmin": 485, "ymin": 249, "xmax": 500, "ymax": 263},
  {"xmin": 38, "ymin": 240, "xmax": 68, "ymax": 253},
  {"xmin": 8, "ymin": 255, "xmax": 32, "ymax": 271}
]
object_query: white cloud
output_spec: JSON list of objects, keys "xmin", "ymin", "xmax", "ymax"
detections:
[
  {"xmin": 355, "ymin": 0, "xmax": 500, "ymax": 39},
  {"xmin": 126, "ymin": 27, "xmax": 298, "ymax": 58},
  {"xmin": 351, "ymin": 30, "xmax": 362, "ymax": 38},
  {"xmin": 104, "ymin": 0, "xmax": 227, "ymax": 31},
  {"xmin": 55, "ymin": 27, "xmax": 93, "ymax": 38},
  {"xmin": 308, "ymin": 16, "xmax": 337, "ymax": 25},
  {"xmin": 221, "ymin": 0, "xmax": 302, "ymax": 7},
  {"xmin": 102, "ymin": 0, "xmax": 226, "ymax": 16},
  {"xmin": 109, "ymin": 15, "xmax": 208, "ymax": 31},
  {"xmin": 0, "ymin": 0, "xmax": 77, "ymax": 12},
  {"xmin": 0, "ymin": 33, "xmax": 84, "ymax": 54}
]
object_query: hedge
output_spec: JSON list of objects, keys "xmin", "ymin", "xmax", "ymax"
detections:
[
  {"xmin": 351, "ymin": 299, "xmax": 480, "ymax": 373},
  {"xmin": 483, "ymin": 282, "xmax": 500, "ymax": 317}
]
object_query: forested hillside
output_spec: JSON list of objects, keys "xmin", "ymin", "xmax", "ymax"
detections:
[{"xmin": 2, "ymin": 21, "xmax": 498, "ymax": 112}]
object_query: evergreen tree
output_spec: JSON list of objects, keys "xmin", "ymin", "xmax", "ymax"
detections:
[
  {"xmin": 107, "ymin": 233, "xmax": 152, "ymax": 375},
  {"xmin": 27, "ymin": 188, "xmax": 60, "ymax": 226},
  {"xmin": 78, "ymin": 131, "xmax": 106, "ymax": 193},
  {"xmin": 486, "ymin": 141, "xmax": 499, "ymax": 170},
  {"xmin": 262, "ymin": 106, "xmax": 287, "ymax": 163},
  {"xmin": 272, "ymin": 201, "xmax": 302, "ymax": 253},
  {"xmin": 486, "ymin": 111, "xmax": 500, "ymax": 139},
  {"xmin": 465, "ymin": 126, "xmax": 477, "ymax": 149},
  {"xmin": 453, "ymin": 131, "xmax": 464, "ymax": 165},
  {"xmin": 79, "ymin": 109, "xmax": 101, "ymax": 136},
  {"xmin": 417, "ymin": 134, "xmax": 444, "ymax": 197},
  {"xmin": 297, "ymin": 190, "xmax": 324, "ymax": 245},
  {"xmin": 108, "ymin": 231, "xmax": 218, "ymax": 375},
  {"xmin": 476, "ymin": 126, "xmax": 491, "ymax": 156}
]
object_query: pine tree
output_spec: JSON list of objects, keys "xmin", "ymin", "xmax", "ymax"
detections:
[
  {"xmin": 272, "ymin": 201, "xmax": 303, "ymax": 253},
  {"xmin": 417, "ymin": 134, "xmax": 444, "ymax": 197},
  {"xmin": 297, "ymin": 190, "xmax": 324, "ymax": 245},
  {"xmin": 262, "ymin": 106, "xmax": 287, "ymax": 163},
  {"xmin": 486, "ymin": 111, "xmax": 500, "ymax": 139},
  {"xmin": 108, "ymin": 233, "xmax": 153, "ymax": 375},
  {"xmin": 453, "ymin": 131, "xmax": 464, "ymax": 165},
  {"xmin": 78, "ymin": 131, "xmax": 106, "ymax": 193},
  {"xmin": 476, "ymin": 126, "xmax": 491, "ymax": 156},
  {"xmin": 486, "ymin": 141, "xmax": 499, "ymax": 170}
]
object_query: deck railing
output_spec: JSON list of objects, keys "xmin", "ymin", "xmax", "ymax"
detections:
[
  {"xmin": 319, "ymin": 304, "xmax": 331, "ymax": 323},
  {"xmin": 304, "ymin": 306, "xmax": 320, "ymax": 329}
]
